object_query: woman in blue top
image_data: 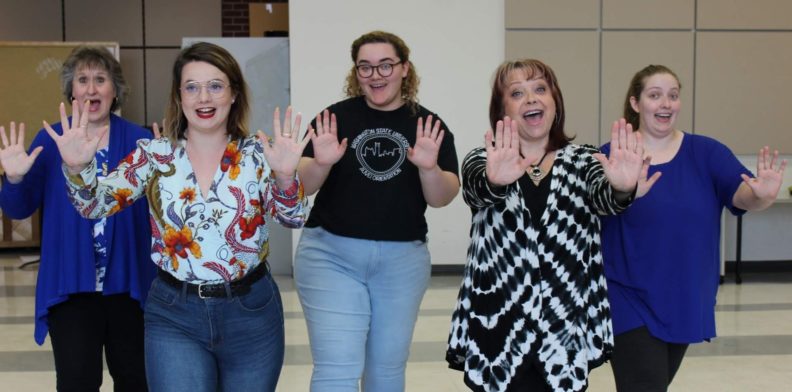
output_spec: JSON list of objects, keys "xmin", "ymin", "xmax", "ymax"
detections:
[
  {"xmin": 600, "ymin": 64, "xmax": 787, "ymax": 392},
  {"xmin": 0, "ymin": 46, "xmax": 154, "ymax": 391}
]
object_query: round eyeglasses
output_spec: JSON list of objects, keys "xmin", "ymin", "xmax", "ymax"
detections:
[
  {"xmin": 180, "ymin": 80, "xmax": 228, "ymax": 98},
  {"xmin": 355, "ymin": 62, "xmax": 402, "ymax": 78}
]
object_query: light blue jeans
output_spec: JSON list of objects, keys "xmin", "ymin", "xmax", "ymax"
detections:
[
  {"xmin": 143, "ymin": 272, "xmax": 284, "ymax": 392},
  {"xmin": 295, "ymin": 227, "xmax": 431, "ymax": 392}
]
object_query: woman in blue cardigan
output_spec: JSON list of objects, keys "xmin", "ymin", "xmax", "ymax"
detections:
[{"xmin": 0, "ymin": 46, "xmax": 154, "ymax": 391}]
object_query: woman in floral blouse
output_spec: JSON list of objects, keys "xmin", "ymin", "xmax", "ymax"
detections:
[{"xmin": 48, "ymin": 42, "xmax": 309, "ymax": 391}]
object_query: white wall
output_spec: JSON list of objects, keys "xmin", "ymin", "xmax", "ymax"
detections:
[{"xmin": 289, "ymin": 0, "xmax": 505, "ymax": 264}]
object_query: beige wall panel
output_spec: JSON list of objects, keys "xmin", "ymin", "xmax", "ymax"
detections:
[
  {"xmin": 66, "ymin": 0, "xmax": 142, "ymax": 45},
  {"xmin": 145, "ymin": 0, "xmax": 221, "ymax": 46},
  {"xmin": 600, "ymin": 31, "xmax": 694, "ymax": 142},
  {"xmin": 603, "ymin": 0, "xmax": 693, "ymax": 29},
  {"xmin": 698, "ymin": 0, "xmax": 792, "ymax": 29},
  {"xmin": 0, "ymin": 0, "xmax": 61, "ymax": 40},
  {"xmin": 145, "ymin": 49, "xmax": 180, "ymax": 127},
  {"xmin": 506, "ymin": 31, "xmax": 600, "ymax": 146},
  {"xmin": 695, "ymin": 32, "xmax": 792, "ymax": 153},
  {"xmin": 119, "ymin": 49, "xmax": 145, "ymax": 125},
  {"xmin": 505, "ymin": 0, "xmax": 598, "ymax": 29}
]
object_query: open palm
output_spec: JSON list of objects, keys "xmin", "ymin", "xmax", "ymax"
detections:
[
  {"xmin": 741, "ymin": 146, "xmax": 787, "ymax": 200},
  {"xmin": 44, "ymin": 101, "xmax": 106, "ymax": 174},
  {"xmin": 594, "ymin": 119, "xmax": 644, "ymax": 193},
  {"xmin": 485, "ymin": 117, "xmax": 530, "ymax": 186},
  {"xmin": 0, "ymin": 122, "xmax": 43, "ymax": 183},
  {"xmin": 407, "ymin": 115, "xmax": 444, "ymax": 170},
  {"xmin": 258, "ymin": 106, "xmax": 310, "ymax": 178},
  {"xmin": 310, "ymin": 109, "xmax": 346, "ymax": 167}
]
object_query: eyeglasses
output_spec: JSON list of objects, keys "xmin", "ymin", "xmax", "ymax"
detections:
[
  {"xmin": 355, "ymin": 62, "xmax": 402, "ymax": 78},
  {"xmin": 180, "ymin": 80, "xmax": 228, "ymax": 98}
]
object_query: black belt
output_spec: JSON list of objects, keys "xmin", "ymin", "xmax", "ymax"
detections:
[{"xmin": 157, "ymin": 262, "xmax": 269, "ymax": 298}]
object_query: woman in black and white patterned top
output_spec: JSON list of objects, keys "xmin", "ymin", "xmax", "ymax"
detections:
[{"xmin": 447, "ymin": 59, "xmax": 647, "ymax": 392}]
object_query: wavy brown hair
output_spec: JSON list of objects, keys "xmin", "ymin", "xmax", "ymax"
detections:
[
  {"xmin": 343, "ymin": 31, "xmax": 420, "ymax": 112},
  {"xmin": 61, "ymin": 46, "xmax": 128, "ymax": 112},
  {"xmin": 163, "ymin": 42, "xmax": 249, "ymax": 143},
  {"xmin": 623, "ymin": 64, "xmax": 681, "ymax": 131},
  {"xmin": 489, "ymin": 59, "xmax": 573, "ymax": 151}
]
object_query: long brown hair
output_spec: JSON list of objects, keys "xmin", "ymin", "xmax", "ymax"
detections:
[
  {"xmin": 489, "ymin": 59, "xmax": 573, "ymax": 151},
  {"xmin": 163, "ymin": 42, "xmax": 250, "ymax": 143},
  {"xmin": 623, "ymin": 64, "xmax": 681, "ymax": 131},
  {"xmin": 343, "ymin": 31, "xmax": 420, "ymax": 112}
]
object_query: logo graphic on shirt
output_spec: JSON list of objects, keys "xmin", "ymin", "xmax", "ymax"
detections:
[{"xmin": 350, "ymin": 128, "xmax": 409, "ymax": 181}]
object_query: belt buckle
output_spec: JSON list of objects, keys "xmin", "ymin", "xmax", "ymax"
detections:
[{"xmin": 198, "ymin": 283, "xmax": 210, "ymax": 299}]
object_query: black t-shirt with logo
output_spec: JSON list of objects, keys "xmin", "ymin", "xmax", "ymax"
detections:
[{"xmin": 303, "ymin": 96, "xmax": 459, "ymax": 242}]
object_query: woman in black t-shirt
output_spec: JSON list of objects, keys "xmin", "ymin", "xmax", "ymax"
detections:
[{"xmin": 295, "ymin": 31, "xmax": 460, "ymax": 392}]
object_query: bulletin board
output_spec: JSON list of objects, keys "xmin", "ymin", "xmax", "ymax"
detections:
[
  {"xmin": 0, "ymin": 41, "xmax": 118, "ymax": 248},
  {"xmin": 0, "ymin": 41, "xmax": 118, "ymax": 151}
]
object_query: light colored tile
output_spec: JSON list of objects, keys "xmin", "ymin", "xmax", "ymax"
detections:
[
  {"xmin": 144, "ymin": 49, "xmax": 180, "ymax": 127},
  {"xmin": 0, "ymin": 296, "xmax": 36, "ymax": 317},
  {"xmin": 0, "ymin": 0, "xmax": 61, "ymax": 41},
  {"xmin": 145, "ymin": 0, "xmax": 221, "ymax": 46},
  {"xmin": 698, "ymin": 0, "xmax": 792, "ymax": 30},
  {"xmin": 600, "ymin": 31, "xmax": 694, "ymax": 141},
  {"xmin": 506, "ymin": 30, "xmax": 601, "ymax": 146},
  {"xmin": 65, "ymin": 0, "xmax": 143, "ymax": 46},
  {"xmin": 603, "ymin": 0, "xmax": 694, "ymax": 29},
  {"xmin": 695, "ymin": 32, "xmax": 792, "ymax": 154},
  {"xmin": 119, "ymin": 49, "xmax": 145, "ymax": 126},
  {"xmin": 0, "ymin": 324, "xmax": 49, "ymax": 352},
  {"xmin": 505, "ymin": 0, "xmax": 599, "ymax": 29},
  {"xmin": 670, "ymin": 355, "xmax": 792, "ymax": 392}
]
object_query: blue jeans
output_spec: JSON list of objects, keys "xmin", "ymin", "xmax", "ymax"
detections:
[
  {"xmin": 294, "ymin": 227, "xmax": 431, "ymax": 392},
  {"xmin": 143, "ymin": 272, "xmax": 284, "ymax": 392}
]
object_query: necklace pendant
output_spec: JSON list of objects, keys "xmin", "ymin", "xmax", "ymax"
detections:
[{"xmin": 529, "ymin": 166, "xmax": 543, "ymax": 181}]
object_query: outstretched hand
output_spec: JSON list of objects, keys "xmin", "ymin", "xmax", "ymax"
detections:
[
  {"xmin": 44, "ymin": 100, "xmax": 107, "ymax": 175},
  {"xmin": 741, "ymin": 146, "xmax": 787, "ymax": 200},
  {"xmin": 0, "ymin": 122, "xmax": 43, "ymax": 184},
  {"xmin": 257, "ymin": 106, "xmax": 310, "ymax": 188},
  {"xmin": 593, "ymin": 119, "xmax": 644, "ymax": 193},
  {"xmin": 308, "ymin": 109, "xmax": 346, "ymax": 167},
  {"xmin": 407, "ymin": 115, "xmax": 445, "ymax": 171},
  {"xmin": 485, "ymin": 116, "xmax": 530, "ymax": 186}
]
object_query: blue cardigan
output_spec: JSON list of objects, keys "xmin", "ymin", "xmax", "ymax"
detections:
[{"xmin": 0, "ymin": 114, "xmax": 156, "ymax": 345}]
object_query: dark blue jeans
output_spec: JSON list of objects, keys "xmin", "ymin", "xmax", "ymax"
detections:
[{"xmin": 143, "ymin": 273, "xmax": 284, "ymax": 392}]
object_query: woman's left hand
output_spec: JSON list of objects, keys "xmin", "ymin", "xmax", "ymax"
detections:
[
  {"xmin": 407, "ymin": 115, "xmax": 444, "ymax": 171},
  {"xmin": 741, "ymin": 146, "xmax": 787, "ymax": 200},
  {"xmin": 258, "ymin": 106, "xmax": 310, "ymax": 188},
  {"xmin": 593, "ymin": 118, "xmax": 644, "ymax": 193}
]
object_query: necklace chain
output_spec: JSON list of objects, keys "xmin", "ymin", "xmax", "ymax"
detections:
[
  {"xmin": 528, "ymin": 151, "xmax": 549, "ymax": 182},
  {"xmin": 528, "ymin": 151, "xmax": 548, "ymax": 183}
]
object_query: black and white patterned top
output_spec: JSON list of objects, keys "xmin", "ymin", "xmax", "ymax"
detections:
[{"xmin": 447, "ymin": 143, "xmax": 631, "ymax": 392}]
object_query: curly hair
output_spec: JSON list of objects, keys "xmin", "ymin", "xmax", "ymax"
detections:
[{"xmin": 343, "ymin": 31, "xmax": 420, "ymax": 112}]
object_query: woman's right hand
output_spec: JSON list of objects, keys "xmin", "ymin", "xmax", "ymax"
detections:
[
  {"xmin": 44, "ymin": 101, "xmax": 106, "ymax": 175},
  {"xmin": 485, "ymin": 116, "xmax": 530, "ymax": 186},
  {"xmin": 0, "ymin": 122, "xmax": 43, "ymax": 184},
  {"xmin": 309, "ymin": 109, "xmax": 347, "ymax": 167}
]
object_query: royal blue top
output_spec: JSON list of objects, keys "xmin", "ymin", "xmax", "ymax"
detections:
[
  {"xmin": 601, "ymin": 133, "xmax": 750, "ymax": 343},
  {"xmin": 0, "ymin": 114, "xmax": 156, "ymax": 345}
]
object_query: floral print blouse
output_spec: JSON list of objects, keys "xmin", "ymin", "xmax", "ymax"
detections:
[{"xmin": 64, "ymin": 136, "xmax": 306, "ymax": 284}]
